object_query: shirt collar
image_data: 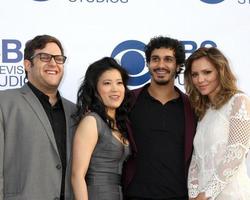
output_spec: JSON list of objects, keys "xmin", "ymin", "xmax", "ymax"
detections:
[
  {"xmin": 143, "ymin": 84, "xmax": 182, "ymax": 103},
  {"xmin": 27, "ymin": 82, "xmax": 62, "ymax": 105}
]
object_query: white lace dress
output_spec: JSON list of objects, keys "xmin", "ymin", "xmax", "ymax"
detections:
[{"xmin": 188, "ymin": 93, "xmax": 250, "ymax": 200}]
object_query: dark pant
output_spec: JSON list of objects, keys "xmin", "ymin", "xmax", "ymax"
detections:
[
  {"xmin": 126, "ymin": 198, "xmax": 153, "ymax": 200},
  {"xmin": 125, "ymin": 197, "xmax": 188, "ymax": 200}
]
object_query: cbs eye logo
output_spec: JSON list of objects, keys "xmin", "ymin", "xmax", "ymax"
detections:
[
  {"xmin": 200, "ymin": 0, "xmax": 224, "ymax": 4},
  {"xmin": 111, "ymin": 40, "xmax": 150, "ymax": 88}
]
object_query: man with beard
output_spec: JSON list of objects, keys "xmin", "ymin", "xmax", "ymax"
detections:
[{"xmin": 123, "ymin": 36, "xmax": 197, "ymax": 200}]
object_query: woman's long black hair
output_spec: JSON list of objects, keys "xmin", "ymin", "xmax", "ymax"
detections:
[{"xmin": 73, "ymin": 57, "xmax": 131, "ymax": 138}]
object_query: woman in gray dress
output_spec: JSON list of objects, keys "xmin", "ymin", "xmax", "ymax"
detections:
[{"xmin": 71, "ymin": 57, "xmax": 131, "ymax": 200}]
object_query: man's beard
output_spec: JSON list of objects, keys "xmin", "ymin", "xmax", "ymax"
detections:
[{"xmin": 154, "ymin": 79, "xmax": 170, "ymax": 85}]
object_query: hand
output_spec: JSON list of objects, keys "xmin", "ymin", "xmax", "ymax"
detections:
[{"xmin": 195, "ymin": 192, "xmax": 208, "ymax": 200}]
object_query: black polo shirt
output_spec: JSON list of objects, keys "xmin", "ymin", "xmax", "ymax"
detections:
[
  {"xmin": 127, "ymin": 86, "xmax": 188, "ymax": 199},
  {"xmin": 28, "ymin": 82, "xmax": 66, "ymax": 200}
]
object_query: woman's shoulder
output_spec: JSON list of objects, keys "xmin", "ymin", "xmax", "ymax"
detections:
[
  {"xmin": 230, "ymin": 92, "xmax": 250, "ymax": 105},
  {"xmin": 227, "ymin": 92, "xmax": 250, "ymax": 117},
  {"xmin": 84, "ymin": 111, "xmax": 101, "ymax": 120},
  {"xmin": 83, "ymin": 112, "xmax": 107, "ymax": 134}
]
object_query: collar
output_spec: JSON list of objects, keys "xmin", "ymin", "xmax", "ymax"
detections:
[
  {"xmin": 27, "ymin": 81, "xmax": 62, "ymax": 104},
  {"xmin": 142, "ymin": 83, "xmax": 182, "ymax": 103}
]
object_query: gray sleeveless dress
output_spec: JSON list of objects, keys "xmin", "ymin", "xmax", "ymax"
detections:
[{"xmin": 85, "ymin": 112, "xmax": 130, "ymax": 200}]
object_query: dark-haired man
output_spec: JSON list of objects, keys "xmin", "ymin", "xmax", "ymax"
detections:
[
  {"xmin": 123, "ymin": 36, "xmax": 196, "ymax": 200},
  {"xmin": 0, "ymin": 35, "xmax": 75, "ymax": 200}
]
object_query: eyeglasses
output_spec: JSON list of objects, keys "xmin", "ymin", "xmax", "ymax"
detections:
[{"xmin": 30, "ymin": 53, "xmax": 67, "ymax": 64}]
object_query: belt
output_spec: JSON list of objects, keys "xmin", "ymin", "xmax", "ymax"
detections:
[{"xmin": 86, "ymin": 173, "xmax": 121, "ymax": 186}]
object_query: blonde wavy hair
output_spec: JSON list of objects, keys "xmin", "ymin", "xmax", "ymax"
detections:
[{"xmin": 184, "ymin": 47, "xmax": 239, "ymax": 120}]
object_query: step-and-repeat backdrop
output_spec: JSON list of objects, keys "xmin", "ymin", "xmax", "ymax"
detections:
[{"xmin": 1, "ymin": 0, "xmax": 250, "ymax": 173}]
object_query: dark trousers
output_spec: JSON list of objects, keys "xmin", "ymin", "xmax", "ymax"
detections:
[{"xmin": 125, "ymin": 197, "xmax": 188, "ymax": 200}]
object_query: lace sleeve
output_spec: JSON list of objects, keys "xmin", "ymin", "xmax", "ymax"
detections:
[
  {"xmin": 203, "ymin": 94, "xmax": 250, "ymax": 200},
  {"xmin": 188, "ymin": 152, "xmax": 199, "ymax": 198}
]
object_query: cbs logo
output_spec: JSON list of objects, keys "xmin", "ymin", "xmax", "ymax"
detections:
[
  {"xmin": 200, "ymin": 0, "xmax": 224, "ymax": 4},
  {"xmin": 111, "ymin": 40, "xmax": 151, "ymax": 88}
]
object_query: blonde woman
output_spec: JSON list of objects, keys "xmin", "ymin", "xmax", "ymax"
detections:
[{"xmin": 184, "ymin": 47, "xmax": 250, "ymax": 200}]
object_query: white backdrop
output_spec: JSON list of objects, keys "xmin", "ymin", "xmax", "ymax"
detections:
[{"xmin": 1, "ymin": 0, "xmax": 250, "ymax": 173}]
